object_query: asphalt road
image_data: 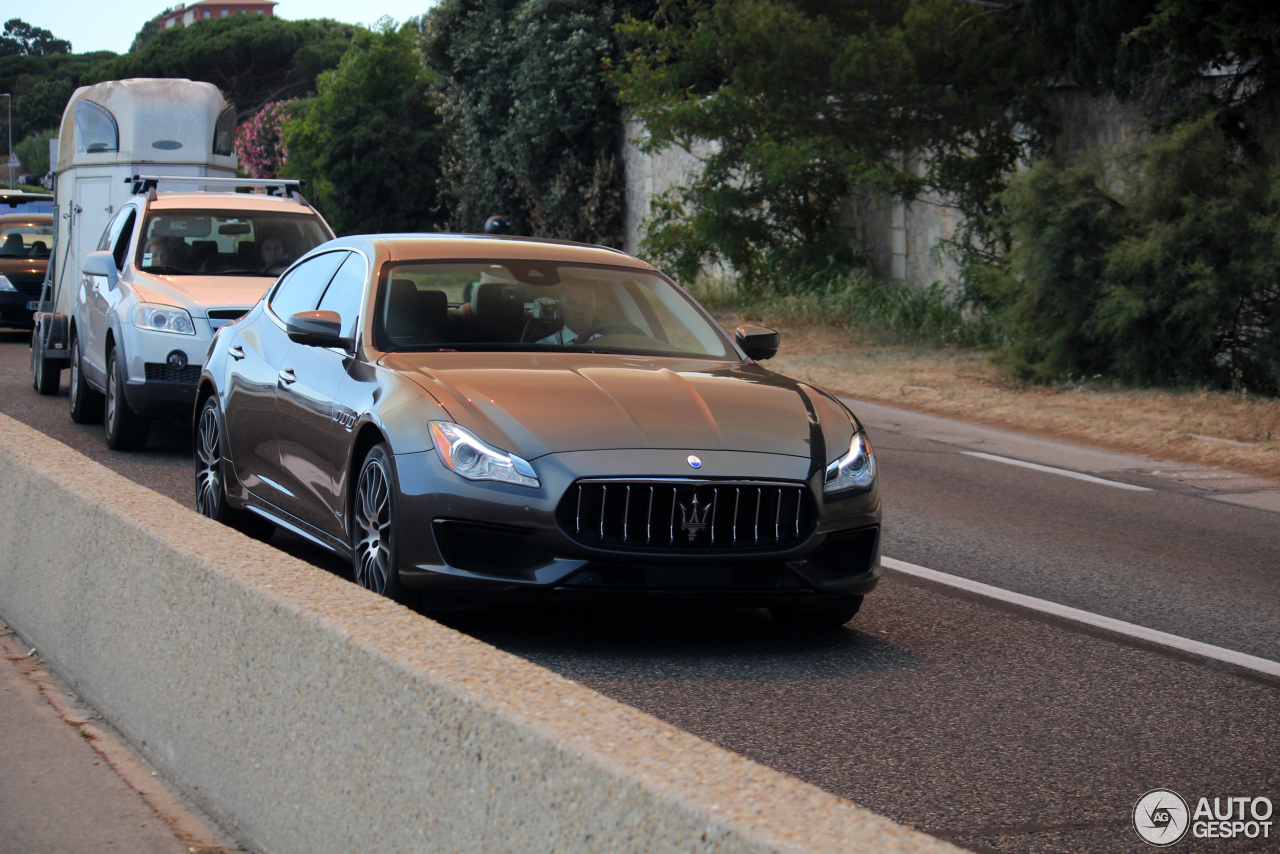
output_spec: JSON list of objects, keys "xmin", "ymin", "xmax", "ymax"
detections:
[{"xmin": 2, "ymin": 330, "xmax": 1277, "ymax": 854}]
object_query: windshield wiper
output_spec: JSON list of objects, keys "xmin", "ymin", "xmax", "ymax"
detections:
[
  {"xmin": 139, "ymin": 265, "xmax": 192, "ymax": 275},
  {"xmin": 208, "ymin": 269, "xmax": 271, "ymax": 276}
]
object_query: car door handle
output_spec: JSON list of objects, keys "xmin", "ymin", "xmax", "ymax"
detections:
[
  {"xmin": 228, "ymin": 345, "xmax": 245, "ymax": 361},
  {"xmin": 278, "ymin": 369, "xmax": 297, "ymax": 385}
]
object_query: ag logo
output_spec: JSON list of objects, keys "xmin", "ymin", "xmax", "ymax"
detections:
[{"xmin": 1134, "ymin": 788, "xmax": 1190, "ymax": 846}]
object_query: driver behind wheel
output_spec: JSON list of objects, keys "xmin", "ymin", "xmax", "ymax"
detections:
[
  {"xmin": 257, "ymin": 233, "xmax": 292, "ymax": 272},
  {"xmin": 538, "ymin": 278, "xmax": 598, "ymax": 345}
]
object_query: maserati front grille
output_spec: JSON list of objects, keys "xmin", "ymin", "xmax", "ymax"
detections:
[{"xmin": 557, "ymin": 479, "xmax": 814, "ymax": 551}]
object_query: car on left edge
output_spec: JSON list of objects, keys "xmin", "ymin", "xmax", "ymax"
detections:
[
  {"xmin": 70, "ymin": 185, "xmax": 333, "ymax": 450},
  {"xmin": 0, "ymin": 191, "xmax": 56, "ymax": 330}
]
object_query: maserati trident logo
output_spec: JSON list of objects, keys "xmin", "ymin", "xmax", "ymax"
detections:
[{"xmin": 678, "ymin": 494, "xmax": 712, "ymax": 541}]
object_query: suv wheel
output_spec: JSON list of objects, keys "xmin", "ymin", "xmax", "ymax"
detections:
[
  {"xmin": 104, "ymin": 348, "xmax": 149, "ymax": 450},
  {"xmin": 68, "ymin": 335, "xmax": 103, "ymax": 423}
]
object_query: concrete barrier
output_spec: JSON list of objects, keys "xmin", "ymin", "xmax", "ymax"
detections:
[{"xmin": 0, "ymin": 412, "xmax": 958, "ymax": 854}]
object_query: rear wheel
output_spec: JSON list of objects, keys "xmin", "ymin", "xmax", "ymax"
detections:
[
  {"xmin": 352, "ymin": 443, "xmax": 410, "ymax": 603},
  {"xmin": 68, "ymin": 335, "xmax": 103, "ymax": 423},
  {"xmin": 30, "ymin": 327, "xmax": 60, "ymax": 395},
  {"xmin": 769, "ymin": 596, "xmax": 863, "ymax": 631},
  {"xmin": 195, "ymin": 397, "xmax": 275, "ymax": 540},
  {"xmin": 104, "ymin": 348, "xmax": 149, "ymax": 450}
]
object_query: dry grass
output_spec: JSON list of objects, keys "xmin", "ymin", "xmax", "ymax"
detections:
[{"xmin": 723, "ymin": 315, "xmax": 1280, "ymax": 480}]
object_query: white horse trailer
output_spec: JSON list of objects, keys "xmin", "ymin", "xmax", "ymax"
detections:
[{"xmin": 32, "ymin": 78, "xmax": 239, "ymax": 384}]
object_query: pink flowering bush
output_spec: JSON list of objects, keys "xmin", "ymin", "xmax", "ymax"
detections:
[{"xmin": 235, "ymin": 99, "xmax": 299, "ymax": 178}]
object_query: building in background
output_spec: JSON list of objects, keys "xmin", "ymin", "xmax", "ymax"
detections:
[{"xmin": 158, "ymin": 0, "xmax": 277, "ymax": 31}]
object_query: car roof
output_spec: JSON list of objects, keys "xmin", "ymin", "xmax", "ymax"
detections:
[
  {"xmin": 0, "ymin": 213, "xmax": 54, "ymax": 225},
  {"xmin": 142, "ymin": 192, "xmax": 321, "ymax": 214},
  {"xmin": 324, "ymin": 233, "xmax": 656, "ymax": 271}
]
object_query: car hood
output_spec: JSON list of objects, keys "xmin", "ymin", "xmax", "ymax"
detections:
[
  {"xmin": 382, "ymin": 352, "xmax": 854, "ymax": 462},
  {"xmin": 131, "ymin": 273, "xmax": 272, "ymax": 315}
]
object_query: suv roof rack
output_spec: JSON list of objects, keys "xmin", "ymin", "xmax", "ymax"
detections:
[{"xmin": 126, "ymin": 174, "xmax": 309, "ymax": 204}]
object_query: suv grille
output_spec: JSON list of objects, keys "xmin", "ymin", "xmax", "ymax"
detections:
[
  {"xmin": 558, "ymin": 480, "xmax": 813, "ymax": 551},
  {"xmin": 144, "ymin": 363, "xmax": 200, "ymax": 383}
]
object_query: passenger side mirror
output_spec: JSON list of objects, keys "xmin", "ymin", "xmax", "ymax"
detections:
[
  {"xmin": 286, "ymin": 310, "xmax": 350, "ymax": 350},
  {"xmin": 735, "ymin": 324, "xmax": 780, "ymax": 361},
  {"xmin": 81, "ymin": 250, "xmax": 118, "ymax": 290}
]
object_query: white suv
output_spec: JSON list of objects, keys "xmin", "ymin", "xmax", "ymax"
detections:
[{"xmin": 70, "ymin": 182, "xmax": 333, "ymax": 449}]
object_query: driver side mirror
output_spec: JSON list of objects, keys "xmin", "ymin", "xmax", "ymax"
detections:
[
  {"xmin": 82, "ymin": 250, "xmax": 119, "ymax": 290},
  {"xmin": 286, "ymin": 310, "xmax": 351, "ymax": 350},
  {"xmin": 735, "ymin": 324, "xmax": 780, "ymax": 361}
]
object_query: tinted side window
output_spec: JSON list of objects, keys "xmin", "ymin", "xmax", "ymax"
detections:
[
  {"xmin": 317, "ymin": 253, "xmax": 367, "ymax": 338},
  {"xmin": 111, "ymin": 210, "xmax": 137, "ymax": 270},
  {"xmin": 97, "ymin": 206, "xmax": 130, "ymax": 253},
  {"xmin": 269, "ymin": 251, "xmax": 346, "ymax": 321}
]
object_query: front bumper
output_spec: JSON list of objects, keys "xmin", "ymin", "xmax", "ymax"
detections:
[{"xmin": 392, "ymin": 447, "xmax": 881, "ymax": 602}]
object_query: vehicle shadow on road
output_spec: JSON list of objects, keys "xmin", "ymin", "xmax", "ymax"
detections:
[{"xmin": 438, "ymin": 607, "xmax": 919, "ymax": 681}]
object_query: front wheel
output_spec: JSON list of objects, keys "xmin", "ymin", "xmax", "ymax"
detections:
[
  {"xmin": 104, "ymin": 348, "xmax": 149, "ymax": 451},
  {"xmin": 769, "ymin": 595, "xmax": 863, "ymax": 631},
  {"xmin": 31, "ymin": 328, "xmax": 60, "ymax": 395},
  {"xmin": 195, "ymin": 397, "xmax": 275, "ymax": 541},
  {"xmin": 68, "ymin": 335, "xmax": 103, "ymax": 423},
  {"xmin": 352, "ymin": 443, "xmax": 410, "ymax": 603}
]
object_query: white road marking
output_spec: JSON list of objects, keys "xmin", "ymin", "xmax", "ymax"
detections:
[
  {"xmin": 881, "ymin": 557, "xmax": 1280, "ymax": 679},
  {"xmin": 961, "ymin": 451, "xmax": 1151, "ymax": 491}
]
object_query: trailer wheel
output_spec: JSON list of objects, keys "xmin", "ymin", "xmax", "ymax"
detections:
[
  {"xmin": 68, "ymin": 335, "xmax": 103, "ymax": 423},
  {"xmin": 30, "ymin": 328, "xmax": 61, "ymax": 395}
]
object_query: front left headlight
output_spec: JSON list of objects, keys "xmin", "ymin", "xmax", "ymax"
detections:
[
  {"xmin": 824, "ymin": 431, "xmax": 876, "ymax": 494},
  {"xmin": 133, "ymin": 304, "xmax": 196, "ymax": 335},
  {"xmin": 428, "ymin": 421, "xmax": 540, "ymax": 489},
  {"xmin": 0, "ymin": 274, "xmax": 17, "ymax": 293}
]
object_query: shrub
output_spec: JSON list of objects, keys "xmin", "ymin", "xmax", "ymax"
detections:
[{"xmin": 235, "ymin": 99, "xmax": 298, "ymax": 178}]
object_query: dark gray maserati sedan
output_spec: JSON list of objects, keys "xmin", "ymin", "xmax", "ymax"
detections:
[{"xmin": 195, "ymin": 235, "xmax": 880, "ymax": 627}]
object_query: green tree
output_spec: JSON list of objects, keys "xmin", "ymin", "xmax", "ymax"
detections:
[
  {"xmin": 0, "ymin": 18, "xmax": 71, "ymax": 57},
  {"xmin": 282, "ymin": 22, "xmax": 446, "ymax": 234},
  {"xmin": 987, "ymin": 113, "xmax": 1280, "ymax": 392},
  {"xmin": 0, "ymin": 51, "xmax": 115, "ymax": 143},
  {"xmin": 613, "ymin": 0, "xmax": 1056, "ymax": 287},
  {"xmin": 85, "ymin": 14, "xmax": 355, "ymax": 119},
  {"xmin": 423, "ymin": 0, "xmax": 654, "ymax": 244},
  {"xmin": 131, "ymin": 8, "xmax": 175, "ymax": 53},
  {"xmin": 15, "ymin": 128, "xmax": 57, "ymax": 175}
]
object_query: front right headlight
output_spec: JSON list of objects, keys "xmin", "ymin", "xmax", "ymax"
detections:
[
  {"xmin": 133, "ymin": 304, "xmax": 196, "ymax": 335},
  {"xmin": 824, "ymin": 431, "xmax": 876, "ymax": 495},
  {"xmin": 0, "ymin": 274, "xmax": 17, "ymax": 293},
  {"xmin": 428, "ymin": 421, "xmax": 540, "ymax": 489}
]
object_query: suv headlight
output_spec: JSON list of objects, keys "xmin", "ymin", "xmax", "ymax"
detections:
[
  {"xmin": 824, "ymin": 431, "xmax": 876, "ymax": 494},
  {"xmin": 0, "ymin": 274, "xmax": 17, "ymax": 292},
  {"xmin": 428, "ymin": 421, "xmax": 540, "ymax": 489},
  {"xmin": 133, "ymin": 304, "xmax": 195, "ymax": 335}
]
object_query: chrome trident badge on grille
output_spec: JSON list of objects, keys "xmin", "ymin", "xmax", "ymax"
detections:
[{"xmin": 679, "ymin": 494, "xmax": 712, "ymax": 542}]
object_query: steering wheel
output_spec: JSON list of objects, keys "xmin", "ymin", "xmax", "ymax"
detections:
[
  {"xmin": 571, "ymin": 321, "xmax": 646, "ymax": 345},
  {"xmin": 264, "ymin": 260, "xmax": 290, "ymax": 275}
]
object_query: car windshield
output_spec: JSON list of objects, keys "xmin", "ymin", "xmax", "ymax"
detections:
[
  {"xmin": 136, "ymin": 210, "xmax": 330, "ymax": 276},
  {"xmin": 375, "ymin": 259, "xmax": 735, "ymax": 359},
  {"xmin": 0, "ymin": 224, "xmax": 53, "ymax": 259}
]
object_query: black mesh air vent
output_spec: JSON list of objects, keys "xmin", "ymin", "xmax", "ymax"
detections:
[
  {"xmin": 144, "ymin": 363, "xmax": 201, "ymax": 383},
  {"xmin": 434, "ymin": 522, "xmax": 553, "ymax": 575},
  {"xmin": 557, "ymin": 480, "xmax": 814, "ymax": 551}
]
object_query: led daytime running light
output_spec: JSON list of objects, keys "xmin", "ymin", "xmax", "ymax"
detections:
[{"xmin": 824, "ymin": 431, "xmax": 876, "ymax": 494}]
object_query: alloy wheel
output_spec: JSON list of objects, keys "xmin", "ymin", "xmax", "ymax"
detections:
[
  {"xmin": 195, "ymin": 404, "xmax": 223, "ymax": 519},
  {"xmin": 354, "ymin": 457, "xmax": 392, "ymax": 594}
]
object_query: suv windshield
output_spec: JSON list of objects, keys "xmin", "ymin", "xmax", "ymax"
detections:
[
  {"xmin": 375, "ymin": 259, "xmax": 734, "ymax": 359},
  {"xmin": 136, "ymin": 210, "xmax": 330, "ymax": 276}
]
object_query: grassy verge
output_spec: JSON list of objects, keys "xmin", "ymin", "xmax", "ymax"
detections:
[{"xmin": 703, "ymin": 295, "xmax": 1280, "ymax": 480}]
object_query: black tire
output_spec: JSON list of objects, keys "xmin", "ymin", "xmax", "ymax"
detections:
[
  {"xmin": 195, "ymin": 397, "xmax": 275, "ymax": 541},
  {"xmin": 352, "ymin": 443, "xmax": 410, "ymax": 603},
  {"xmin": 769, "ymin": 595, "xmax": 863, "ymax": 631},
  {"xmin": 68, "ymin": 334, "xmax": 103, "ymax": 423},
  {"xmin": 104, "ymin": 347, "xmax": 149, "ymax": 450},
  {"xmin": 30, "ymin": 327, "xmax": 60, "ymax": 395}
]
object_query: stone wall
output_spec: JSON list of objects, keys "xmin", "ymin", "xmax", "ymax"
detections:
[{"xmin": 620, "ymin": 88, "xmax": 1148, "ymax": 289}]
